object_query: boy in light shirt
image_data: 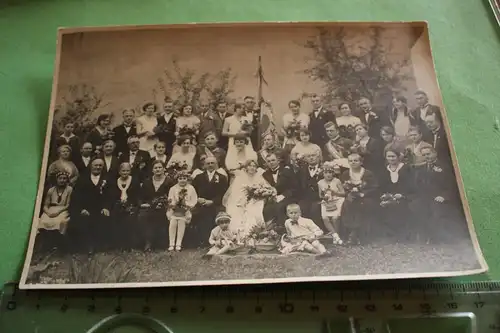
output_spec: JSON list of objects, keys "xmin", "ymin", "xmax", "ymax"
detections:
[{"xmin": 281, "ymin": 204, "xmax": 331, "ymax": 257}]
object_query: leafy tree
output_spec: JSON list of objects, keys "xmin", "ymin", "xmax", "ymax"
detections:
[
  {"xmin": 205, "ymin": 68, "xmax": 237, "ymax": 107},
  {"xmin": 303, "ymin": 26, "xmax": 414, "ymax": 108},
  {"xmin": 53, "ymin": 84, "xmax": 111, "ymax": 139},
  {"xmin": 157, "ymin": 59, "xmax": 237, "ymax": 113}
]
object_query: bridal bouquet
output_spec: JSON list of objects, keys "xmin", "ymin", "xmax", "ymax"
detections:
[
  {"xmin": 245, "ymin": 183, "xmax": 277, "ymax": 201},
  {"xmin": 380, "ymin": 193, "xmax": 404, "ymax": 207}
]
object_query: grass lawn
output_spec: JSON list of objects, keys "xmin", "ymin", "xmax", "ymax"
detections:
[{"xmin": 30, "ymin": 238, "xmax": 481, "ymax": 285}]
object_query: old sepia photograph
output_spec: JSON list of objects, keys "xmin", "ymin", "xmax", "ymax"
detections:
[{"xmin": 19, "ymin": 22, "xmax": 486, "ymax": 289}]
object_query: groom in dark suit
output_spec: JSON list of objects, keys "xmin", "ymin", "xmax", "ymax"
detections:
[
  {"xmin": 192, "ymin": 156, "xmax": 229, "ymax": 247},
  {"xmin": 262, "ymin": 152, "xmax": 297, "ymax": 231}
]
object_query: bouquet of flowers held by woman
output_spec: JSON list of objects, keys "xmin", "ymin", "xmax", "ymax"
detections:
[
  {"xmin": 343, "ymin": 180, "xmax": 367, "ymax": 201},
  {"xmin": 150, "ymin": 195, "xmax": 170, "ymax": 210},
  {"xmin": 175, "ymin": 125, "xmax": 198, "ymax": 138},
  {"xmin": 241, "ymin": 120, "xmax": 254, "ymax": 134},
  {"xmin": 284, "ymin": 119, "xmax": 302, "ymax": 139},
  {"xmin": 380, "ymin": 193, "xmax": 404, "ymax": 207},
  {"xmin": 116, "ymin": 200, "xmax": 137, "ymax": 216},
  {"xmin": 165, "ymin": 161, "xmax": 189, "ymax": 182},
  {"xmin": 245, "ymin": 183, "xmax": 277, "ymax": 202}
]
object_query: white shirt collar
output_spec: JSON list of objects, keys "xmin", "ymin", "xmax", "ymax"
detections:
[{"xmin": 60, "ymin": 133, "xmax": 75, "ymax": 140}]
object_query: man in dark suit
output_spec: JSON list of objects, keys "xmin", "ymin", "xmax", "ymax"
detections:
[
  {"xmin": 298, "ymin": 151, "xmax": 324, "ymax": 223},
  {"xmin": 412, "ymin": 90, "xmax": 442, "ymax": 138},
  {"xmin": 413, "ymin": 90, "xmax": 442, "ymax": 123},
  {"xmin": 411, "ymin": 145, "xmax": 463, "ymax": 244},
  {"xmin": 100, "ymin": 139, "xmax": 121, "ymax": 180},
  {"xmin": 244, "ymin": 96, "xmax": 261, "ymax": 150},
  {"xmin": 155, "ymin": 99, "xmax": 177, "ymax": 156},
  {"xmin": 55, "ymin": 122, "xmax": 81, "ymax": 162},
  {"xmin": 119, "ymin": 135, "xmax": 151, "ymax": 183},
  {"xmin": 308, "ymin": 94, "xmax": 337, "ymax": 146},
  {"xmin": 423, "ymin": 114, "xmax": 452, "ymax": 165},
  {"xmin": 113, "ymin": 109, "xmax": 138, "ymax": 155},
  {"xmin": 357, "ymin": 97, "xmax": 387, "ymax": 138},
  {"xmin": 198, "ymin": 100, "xmax": 217, "ymax": 140},
  {"xmin": 262, "ymin": 153, "xmax": 297, "ymax": 231},
  {"xmin": 212, "ymin": 101, "xmax": 232, "ymax": 151},
  {"xmin": 69, "ymin": 158, "xmax": 111, "ymax": 254},
  {"xmin": 74, "ymin": 141, "xmax": 93, "ymax": 176},
  {"xmin": 192, "ymin": 156, "xmax": 229, "ymax": 247}
]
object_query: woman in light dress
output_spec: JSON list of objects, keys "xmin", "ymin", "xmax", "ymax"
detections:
[
  {"xmin": 389, "ymin": 96, "xmax": 413, "ymax": 146},
  {"xmin": 336, "ymin": 102, "xmax": 362, "ymax": 140},
  {"xmin": 175, "ymin": 104, "xmax": 200, "ymax": 139},
  {"xmin": 224, "ymin": 133, "xmax": 258, "ymax": 175},
  {"xmin": 167, "ymin": 135, "xmax": 197, "ymax": 172},
  {"xmin": 281, "ymin": 100, "xmax": 309, "ymax": 151},
  {"xmin": 290, "ymin": 128, "xmax": 322, "ymax": 165},
  {"xmin": 222, "ymin": 159, "xmax": 270, "ymax": 239},
  {"xmin": 222, "ymin": 103, "xmax": 254, "ymax": 165},
  {"xmin": 47, "ymin": 144, "xmax": 79, "ymax": 186},
  {"xmin": 37, "ymin": 171, "xmax": 73, "ymax": 252},
  {"xmin": 136, "ymin": 102, "xmax": 159, "ymax": 156}
]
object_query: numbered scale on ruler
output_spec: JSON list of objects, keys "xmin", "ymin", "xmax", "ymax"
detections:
[{"xmin": 1, "ymin": 281, "xmax": 500, "ymax": 333}]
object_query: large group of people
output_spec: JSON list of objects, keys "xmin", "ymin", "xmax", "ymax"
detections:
[{"xmin": 34, "ymin": 90, "xmax": 468, "ymax": 257}]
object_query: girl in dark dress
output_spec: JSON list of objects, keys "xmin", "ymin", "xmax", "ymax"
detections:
[
  {"xmin": 378, "ymin": 147, "xmax": 414, "ymax": 243},
  {"xmin": 108, "ymin": 162, "xmax": 141, "ymax": 250},
  {"xmin": 139, "ymin": 160, "xmax": 172, "ymax": 251},
  {"xmin": 340, "ymin": 153, "xmax": 378, "ymax": 245}
]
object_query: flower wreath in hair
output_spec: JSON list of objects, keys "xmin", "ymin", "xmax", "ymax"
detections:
[
  {"xmin": 55, "ymin": 170, "xmax": 70, "ymax": 180},
  {"xmin": 322, "ymin": 161, "xmax": 339, "ymax": 173},
  {"xmin": 175, "ymin": 170, "xmax": 192, "ymax": 181}
]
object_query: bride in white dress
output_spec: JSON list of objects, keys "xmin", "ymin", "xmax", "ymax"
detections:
[
  {"xmin": 222, "ymin": 104, "xmax": 254, "ymax": 169},
  {"xmin": 224, "ymin": 133, "xmax": 258, "ymax": 174},
  {"xmin": 222, "ymin": 159, "xmax": 269, "ymax": 239},
  {"xmin": 136, "ymin": 102, "xmax": 159, "ymax": 156}
]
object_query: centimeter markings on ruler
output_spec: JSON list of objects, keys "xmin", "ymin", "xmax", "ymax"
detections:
[{"xmin": 2, "ymin": 281, "xmax": 499, "ymax": 317}]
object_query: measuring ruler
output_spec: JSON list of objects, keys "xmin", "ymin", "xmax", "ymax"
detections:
[{"xmin": 1, "ymin": 281, "xmax": 499, "ymax": 332}]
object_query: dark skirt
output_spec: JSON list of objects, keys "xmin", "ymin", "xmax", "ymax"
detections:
[
  {"xmin": 138, "ymin": 207, "xmax": 168, "ymax": 250},
  {"xmin": 340, "ymin": 195, "xmax": 376, "ymax": 241}
]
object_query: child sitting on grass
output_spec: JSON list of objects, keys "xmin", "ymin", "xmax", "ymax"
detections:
[
  {"xmin": 281, "ymin": 204, "xmax": 331, "ymax": 258},
  {"xmin": 204, "ymin": 212, "xmax": 240, "ymax": 258}
]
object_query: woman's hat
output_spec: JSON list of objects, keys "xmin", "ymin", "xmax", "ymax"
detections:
[{"xmin": 215, "ymin": 211, "xmax": 231, "ymax": 224}]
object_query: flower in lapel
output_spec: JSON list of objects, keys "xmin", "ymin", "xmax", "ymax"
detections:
[
  {"xmin": 214, "ymin": 174, "xmax": 220, "ymax": 183},
  {"xmin": 433, "ymin": 166, "xmax": 443, "ymax": 173},
  {"xmin": 368, "ymin": 111, "xmax": 378, "ymax": 119},
  {"xmin": 99, "ymin": 179, "xmax": 107, "ymax": 195}
]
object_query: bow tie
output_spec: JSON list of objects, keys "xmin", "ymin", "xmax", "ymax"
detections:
[
  {"xmin": 309, "ymin": 166, "xmax": 317, "ymax": 171},
  {"xmin": 271, "ymin": 168, "xmax": 279, "ymax": 174},
  {"xmin": 313, "ymin": 109, "xmax": 320, "ymax": 112},
  {"xmin": 130, "ymin": 151, "xmax": 136, "ymax": 155}
]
